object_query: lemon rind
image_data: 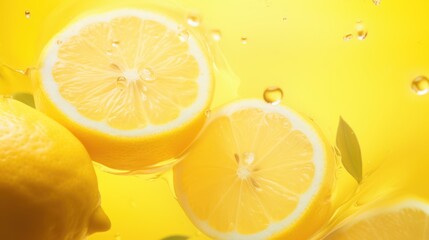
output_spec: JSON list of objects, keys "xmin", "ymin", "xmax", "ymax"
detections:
[
  {"xmin": 177, "ymin": 99, "xmax": 328, "ymax": 240},
  {"xmin": 40, "ymin": 9, "xmax": 212, "ymax": 137}
]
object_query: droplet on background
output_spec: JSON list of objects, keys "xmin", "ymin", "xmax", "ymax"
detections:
[
  {"xmin": 355, "ymin": 21, "xmax": 368, "ymax": 40},
  {"xmin": 373, "ymin": 0, "xmax": 381, "ymax": 6},
  {"xmin": 116, "ymin": 76, "xmax": 127, "ymax": 89},
  {"xmin": 211, "ymin": 29, "xmax": 222, "ymax": 41},
  {"xmin": 178, "ymin": 30, "xmax": 189, "ymax": 42},
  {"xmin": 112, "ymin": 40, "xmax": 120, "ymax": 48},
  {"xmin": 186, "ymin": 15, "xmax": 200, "ymax": 27},
  {"xmin": 263, "ymin": 86, "xmax": 283, "ymax": 105},
  {"xmin": 241, "ymin": 37, "xmax": 248, "ymax": 44},
  {"xmin": 343, "ymin": 34, "xmax": 353, "ymax": 41},
  {"xmin": 114, "ymin": 233, "xmax": 122, "ymax": 240},
  {"xmin": 204, "ymin": 109, "xmax": 211, "ymax": 118},
  {"xmin": 25, "ymin": 10, "xmax": 31, "ymax": 19},
  {"xmin": 411, "ymin": 76, "xmax": 429, "ymax": 95},
  {"xmin": 140, "ymin": 68, "xmax": 156, "ymax": 81}
]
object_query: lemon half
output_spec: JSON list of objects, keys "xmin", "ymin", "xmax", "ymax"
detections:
[
  {"xmin": 325, "ymin": 199, "xmax": 429, "ymax": 240},
  {"xmin": 174, "ymin": 99, "xmax": 334, "ymax": 240},
  {"xmin": 34, "ymin": 9, "xmax": 213, "ymax": 172}
]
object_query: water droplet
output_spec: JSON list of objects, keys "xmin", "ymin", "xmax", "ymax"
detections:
[
  {"xmin": 372, "ymin": 0, "xmax": 381, "ymax": 6},
  {"xmin": 263, "ymin": 86, "xmax": 283, "ymax": 105},
  {"xmin": 211, "ymin": 29, "xmax": 222, "ymax": 41},
  {"xmin": 343, "ymin": 34, "xmax": 353, "ymax": 41},
  {"xmin": 241, "ymin": 37, "xmax": 248, "ymax": 44},
  {"xmin": 25, "ymin": 10, "xmax": 31, "ymax": 19},
  {"xmin": 110, "ymin": 63, "xmax": 121, "ymax": 71},
  {"xmin": 178, "ymin": 30, "xmax": 189, "ymax": 42},
  {"xmin": 243, "ymin": 152, "xmax": 255, "ymax": 165},
  {"xmin": 116, "ymin": 76, "xmax": 127, "ymax": 89},
  {"xmin": 411, "ymin": 76, "xmax": 429, "ymax": 95},
  {"xmin": 204, "ymin": 109, "xmax": 211, "ymax": 118},
  {"xmin": 251, "ymin": 178, "xmax": 262, "ymax": 191},
  {"xmin": 355, "ymin": 21, "xmax": 368, "ymax": 40},
  {"xmin": 187, "ymin": 15, "xmax": 200, "ymax": 27},
  {"xmin": 114, "ymin": 233, "xmax": 122, "ymax": 240},
  {"xmin": 112, "ymin": 40, "xmax": 120, "ymax": 48},
  {"xmin": 140, "ymin": 68, "xmax": 156, "ymax": 81}
]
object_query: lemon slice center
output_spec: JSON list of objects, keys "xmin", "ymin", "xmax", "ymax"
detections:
[{"xmin": 235, "ymin": 152, "xmax": 255, "ymax": 179}]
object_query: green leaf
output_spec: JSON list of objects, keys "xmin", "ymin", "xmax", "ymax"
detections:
[
  {"xmin": 336, "ymin": 117, "xmax": 362, "ymax": 183},
  {"xmin": 160, "ymin": 235, "xmax": 189, "ymax": 240},
  {"xmin": 12, "ymin": 92, "xmax": 35, "ymax": 108}
]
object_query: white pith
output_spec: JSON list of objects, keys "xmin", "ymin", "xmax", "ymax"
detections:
[
  {"xmin": 178, "ymin": 99, "xmax": 328, "ymax": 240},
  {"xmin": 40, "ymin": 9, "xmax": 211, "ymax": 137}
]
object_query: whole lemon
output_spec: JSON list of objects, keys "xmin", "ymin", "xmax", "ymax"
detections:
[{"xmin": 0, "ymin": 97, "xmax": 110, "ymax": 240}]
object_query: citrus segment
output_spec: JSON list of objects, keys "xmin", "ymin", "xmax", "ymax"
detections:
[
  {"xmin": 34, "ymin": 9, "xmax": 213, "ymax": 172},
  {"xmin": 174, "ymin": 99, "xmax": 334, "ymax": 239},
  {"xmin": 325, "ymin": 200, "xmax": 429, "ymax": 240}
]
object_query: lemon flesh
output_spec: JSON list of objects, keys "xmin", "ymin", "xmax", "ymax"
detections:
[
  {"xmin": 325, "ymin": 200, "xmax": 429, "ymax": 240},
  {"xmin": 34, "ymin": 9, "xmax": 213, "ymax": 172},
  {"xmin": 174, "ymin": 99, "xmax": 334, "ymax": 240}
]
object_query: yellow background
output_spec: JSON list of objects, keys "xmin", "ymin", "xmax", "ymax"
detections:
[{"xmin": 1, "ymin": 0, "xmax": 428, "ymax": 239}]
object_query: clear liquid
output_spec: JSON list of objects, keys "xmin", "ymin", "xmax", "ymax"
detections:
[{"xmin": 1, "ymin": 0, "xmax": 429, "ymax": 239}]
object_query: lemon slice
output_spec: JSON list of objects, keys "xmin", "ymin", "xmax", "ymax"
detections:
[
  {"xmin": 173, "ymin": 99, "xmax": 334, "ymax": 239},
  {"xmin": 34, "ymin": 9, "xmax": 213, "ymax": 172},
  {"xmin": 325, "ymin": 200, "xmax": 429, "ymax": 240}
]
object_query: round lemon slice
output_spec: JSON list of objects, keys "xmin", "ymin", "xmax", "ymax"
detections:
[
  {"xmin": 174, "ymin": 99, "xmax": 334, "ymax": 239},
  {"xmin": 325, "ymin": 200, "xmax": 429, "ymax": 240},
  {"xmin": 33, "ymin": 9, "xmax": 213, "ymax": 172}
]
